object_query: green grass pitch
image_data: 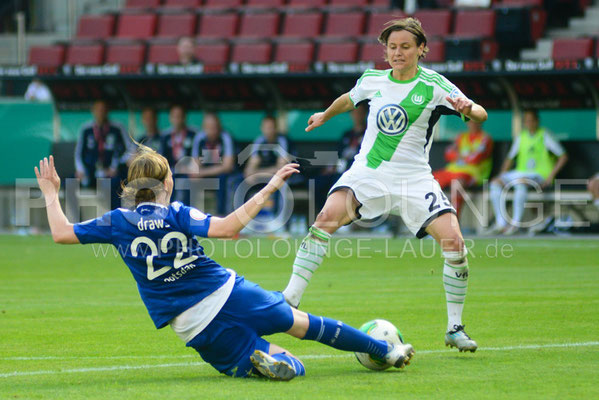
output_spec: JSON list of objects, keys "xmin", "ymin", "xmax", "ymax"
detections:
[{"xmin": 1, "ymin": 235, "xmax": 598, "ymax": 399}]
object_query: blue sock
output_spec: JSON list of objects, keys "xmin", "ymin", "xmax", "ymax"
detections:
[
  {"xmin": 271, "ymin": 353, "xmax": 306, "ymax": 377},
  {"xmin": 303, "ymin": 314, "xmax": 388, "ymax": 359}
]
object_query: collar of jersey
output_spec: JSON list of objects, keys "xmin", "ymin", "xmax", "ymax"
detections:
[
  {"xmin": 136, "ymin": 202, "xmax": 168, "ymax": 210},
  {"xmin": 387, "ymin": 66, "xmax": 421, "ymax": 84}
]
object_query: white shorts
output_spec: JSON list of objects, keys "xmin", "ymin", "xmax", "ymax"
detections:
[
  {"xmin": 329, "ymin": 165, "xmax": 455, "ymax": 238},
  {"xmin": 498, "ymin": 170, "xmax": 544, "ymax": 186}
]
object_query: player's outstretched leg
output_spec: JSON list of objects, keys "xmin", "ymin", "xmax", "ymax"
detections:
[{"xmin": 287, "ymin": 308, "xmax": 414, "ymax": 369}]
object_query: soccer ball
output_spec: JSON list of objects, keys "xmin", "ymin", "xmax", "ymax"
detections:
[{"xmin": 355, "ymin": 319, "xmax": 404, "ymax": 371}]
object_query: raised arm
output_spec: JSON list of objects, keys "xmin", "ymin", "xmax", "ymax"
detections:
[
  {"xmin": 34, "ymin": 156, "xmax": 79, "ymax": 244},
  {"xmin": 445, "ymin": 96, "xmax": 488, "ymax": 123},
  {"xmin": 208, "ymin": 163, "xmax": 299, "ymax": 238},
  {"xmin": 305, "ymin": 93, "xmax": 354, "ymax": 132}
]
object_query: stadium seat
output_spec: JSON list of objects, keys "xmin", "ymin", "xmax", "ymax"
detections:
[
  {"xmin": 116, "ymin": 13, "xmax": 157, "ymax": 39},
  {"xmin": 66, "ymin": 43, "xmax": 105, "ymax": 65},
  {"xmin": 28, "ymin": 45, "xmax": 65, "ymax": 67},
  {"xmin": 412, "ymin": 10, "xmax": 452, "ymax": 38},
  {"xmin": 245, "ymin": 0, "xmax": 285, "ymax": 8},
  {"xmin": 196, "ymin": 42, "xmax": 230, "ymax": 65},
  {"xmin": 231, "ymin": 42, "xmax": 272, "ymax": 63},
  {"xmin": 359, "ymin": 41, "xmax": 384, "ymax": 63},
  {"xmin": 328, "ymin": 0, "xmax": 369, "ymax": 7},
  {"xmin": 203, "ymin": 0, "xmax": 243, "ymax": 10},
  {"xmin": 370, "ymin": 0, "xmax": 393, "ymax": 8},
  {"xmin": 238, "ymin": 12, "xmax": 280, "ymax": 39},
  {"xmin": 366, "ymin": 11, "xmax": 405, "ymax": 37},
  {"xmin": 286, "ymin": 0, "xmax": 327, "ymax": 9},
  {"xmin": 323, "ymin": 11, "xmax": 366, "ymax": 37},
  {"xmin": 147, "ymin": 43, "xmax": 179, "ymax": 63},
  {"xmin": 281, "ymin": 12, "xmax": 323, "ymax": 38},
  {"xmin": 453, "ymin": 10, "xmax": 496, "ymax": 38},
  {"xmin": 105, "ymin": 42, "xmax": 146, "ymax": 67},
  {"xmin": 552, "ymin": 38, "xmax": 594, "ymax": 60},
  {"xmin": 162, "ymin": 0, "xmax": 201, "ymax": 8},
  {"xmin": 76, "ymin": 15, "xmax": 116, "ymax": 39},
  {"xmin": 198, "ymin": 13, "xmax": 239, "ymax": 39},
  {"xmin": 317, "ymin": 42, "xmax": 358, "ymax": 62},
  {"xmin": 426, "ymin": 40, "xmax": 445, "ymax": 63},
  {"xmin": 125, "ymin": 0, "xmax": 161, "ymax": 9},
  {"xmin": 275, "ymin": 41, "xmax": 314, "ymax": 67},
  {"xmin": 156, "ymin": 13, "xmax": 197, "ymax": 38},
  {"xmin": 499, "ymin": 0, "xmax": 543, "ymax": 6}
]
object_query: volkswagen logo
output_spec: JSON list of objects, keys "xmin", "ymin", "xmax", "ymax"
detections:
[{"xmin": 376, "ymin": 104, "xmax": 408, "ymax": 136}]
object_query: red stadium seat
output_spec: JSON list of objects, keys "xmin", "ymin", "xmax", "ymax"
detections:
[
  {"xmin": 328, "ymin": 0, "xmax": 369, "ymax": 7},
  {"xmin": 162, "ymin": 0, "xmax": 201, "ymax": 8},
  {"xmin": 245, "ymin": 0, "xmax": 285, "ymax": 8},
  {"xmin": 281, "ymin": 12, "xmax": 323, "ymax": 38},
  {"xmin": 412, "ymin": 10, "xmax": 452, "ymax": 38},
  {"xmin": 196, "ymin": 42, "xmax": 230, "ymax": 65},
  {"xmin": 157, "ymin": 13, "xmax": 197, "ymax": 38},
  {"xmin": 552, "ymin": 38, "xmax": 594, "ymax": 60},
  {"xmin": 203, "ymin": 0, "xmax": 242, "ymax": 9},
  {"xmin": 116, "ymin": 13, "xmax": 157, "ymax": 39},
  {"xmin": 238, "ymin": 12, "xmax": 280, "ymax": 39},
  {"xmin": 76, "ymin": 15, "xmax": 116, "ymax": 39},
  {"xmin": 28, "ymin": 45, "xmax": 65, "ymax": 67},
  {"xmin": 425, "ymin": 40, "xmax": 445, "ymax": 62},
  {"xmin": 499, "ymin": 0, "xmax": 543, "ymax": 6},
  {"xmin": 453, "ymin": 10, "xmax": 495, "ymax": 38},
  {"xmin": 275, "ymin": 41, "xmax": 315, "ymax": 66},
  {"xmin": 359, "ymin": 41, "xmax": 384, "ymax": 62},
  {"xmin": 66, "ymin": 43, "xmax": 105, "ymax": 65},
  {"xmin": 125, "ymin": 0, "xmax": 161, "ymax": 8},
  {"xmin": 324, "ymin": 11, "xmax": 366, "ymax": 37},
  {"xmin": 286, "ymin": 0, "xmax": 327, "ymax": 8},
  {"xmin": 370, "ymin": 0, "xmax": 393, "ymax": 8},
  {"xmin": 198, "ymin": 13, "xmax": 239, "ymax": 39},
  {"xmin": 317, "ymin": 42, "xmax": 358, "ymax": 62},
  {"xmin": 231, "ymin": 42, "xmax": 272, "ymax": 63},
  {"xmin": 105, "ymin": 42, "xmax": 146, "ymax": 67},
  {"xmin": 366, "ymin": 11, "xmax": 405, "ymax": 37},
  {"xmin": 147, "ymin": 43, "xmax": 179, "ymax": 63}
]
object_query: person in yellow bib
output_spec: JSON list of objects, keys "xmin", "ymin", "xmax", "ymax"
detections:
[
  {"xmin": 433, "ymin": 121, "xmax": 493, "ymax": 215},
  {"xmin": 489, "ymin": 110, "xmax": 568, "ymax": 235}
]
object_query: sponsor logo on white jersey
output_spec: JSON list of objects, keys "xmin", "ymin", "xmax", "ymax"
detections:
[
  {"xmin": 411, "ymin": 94, "xmax": 424, "ymax": 105},
  {"xmin": 376, "ymin": 104, "xmax": 408, "ymax": 136}
]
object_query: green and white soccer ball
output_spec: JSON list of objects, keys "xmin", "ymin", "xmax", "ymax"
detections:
[{"xmin": 355, "ymin": 319, "xmax": 404, "ymax": 371}]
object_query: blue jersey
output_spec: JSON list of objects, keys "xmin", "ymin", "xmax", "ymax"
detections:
[{"xmin": 73, "ymin": 202, "xmax": 231, "ymax": 329}]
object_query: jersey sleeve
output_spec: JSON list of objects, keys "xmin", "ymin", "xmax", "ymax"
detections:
[
  {"xmin": 438, "ymin": 81, "xmax": 470, "ymax": 119},
  {"xmin": 73, "ymin": 210, "xmax": 115, "ymax": 244},
  {"xmin": 348, "ymin": 71, "xmax": 379, "ymax": 107},
  {"xmin": 543, "ymin": 131, "xmax": 566, "ymax": 156},
  {"xmin": 179, "ymin": 204, "xmax": 212, "ymax": 237}
]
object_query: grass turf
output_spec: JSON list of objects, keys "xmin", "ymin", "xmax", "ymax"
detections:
[{"xmin": 0, "ymin": 235, "xmax": 598, "ymax": 399}]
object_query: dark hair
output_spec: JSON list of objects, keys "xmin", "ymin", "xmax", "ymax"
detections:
[
  {"xmin": 169, "ymin": 103, "xmax": 187, "ymax": 114},
  {"xmin": 378, "ymin": 17, "xmax": 429, "ymax": 60},
  {"xmin": 523, "ymin": 109, "xmax": 539, "ymax": 121},
  {"xmin": 262, "ymin": 115, "xmax": 276, "ymax": 123}
]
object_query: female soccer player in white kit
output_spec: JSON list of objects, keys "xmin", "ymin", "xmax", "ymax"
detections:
[{"xmin": 282, "ymin": 18, "xmax": 488, "ymax": 352}]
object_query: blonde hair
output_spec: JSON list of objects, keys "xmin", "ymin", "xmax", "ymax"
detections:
[
  {"xmin": 121, "ymin": 142, "xmax": 170, "ymax": 207},
  {"xmin": 378, "ymin": 17, "xmax": 429, "ymax": 60}
]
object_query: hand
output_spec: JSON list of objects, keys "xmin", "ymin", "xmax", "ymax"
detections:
[
  {"xmin": 34, "ymin": 156, "xmax": 61, "ymax": 200},
  {"xmin": 75, "ymin": 170, "xmax": 85, "ymax": 180},
  {"xmin": 306, "ymin": 112, "xmax": 327, "ymax": 132},
  {"xmin": 446, "ymin": 96, "xmax": 473, "ymax": 116},
  {"xmin": 541, "ymin": 178, "xmax": 553, "ymax": 189},
  {"xmin": 265, "ymin": 163, "xmax": 300, "ymax": 193},
  {"xmin": 104, "ymin": 168, "xmax": 117, "ymax": 178}
]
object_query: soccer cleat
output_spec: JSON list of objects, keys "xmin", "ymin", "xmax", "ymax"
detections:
[
  {"xmin": 384, "ymin": 343, "xmax": 415, "ymax": 368},
  {"xmin": 445, "ymin": 325, "xmax": 478, "ymax": 352},
  {"xmin": 250, "ymin": 350, "xmax": 297, "ymax": 381}
]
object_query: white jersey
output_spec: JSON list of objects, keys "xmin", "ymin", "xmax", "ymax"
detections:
[{"xmin": 348, "ymin": 66, "xmax": 467, "ymax": 177}]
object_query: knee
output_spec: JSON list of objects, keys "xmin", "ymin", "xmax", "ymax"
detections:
[{"xmin": 440, "ymin": 234, "xmax": 465, "ymax": 253}]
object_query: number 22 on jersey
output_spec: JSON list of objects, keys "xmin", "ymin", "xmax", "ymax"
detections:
[{"xmin": 131, "ymin": 232, "xmax": 198, "ymax": 280}]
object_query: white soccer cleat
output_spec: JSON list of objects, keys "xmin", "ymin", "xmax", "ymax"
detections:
[
  {"xmin": 445, "ymin": 325, "xmax": 478, "ymax": 353},
  {"xmin": 250, "ymin": 350, "xmax": 297, "ymax": 381},
  {"xmin": 384, "ymin": 343, "xmax": 415, "ymax": 369}
]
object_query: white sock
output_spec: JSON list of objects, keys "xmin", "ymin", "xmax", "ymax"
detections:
[
  {"xmin": 282, "ymin": 226, "xmax": 331, "ymax": 307},
  {"xmin": 512, "ymin": 183, "xmax": 528, "ymax": 226},
  {"xmin": 490, "ymin": 182, "xmax": 506, "ymax": 227},
  {"xmin": 443, "ymin": 257, "xmax": 469, "ymax": 331}
]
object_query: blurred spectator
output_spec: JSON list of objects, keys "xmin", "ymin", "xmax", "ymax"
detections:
[
  {"xmin": 160, "ymin": 104, "xmax": 196, "ymax": 204},
  {"xmin": 177, "ymin": 37, "xmax": 199, "ymax": 65},
  {"xmin": 314, "ymin": 105, "xmax": 367, "ymax": 212},
  {"xmin": 489, "ymin": 110, "xmax": 568, "ymax": 235},
  {"xmin": 24, "ymin": 79, "xmax": 52, "ymax": 102},
  {"xmin": 588, "ymin": 173, "xmax": 599, "ymax": 210},
  {"xmin": 433, "ymin": 121, "xmax": 493, "ymax": 215},
  {"xmin": 139, "ymin": 107, "xmax": 161, "ymax": 152},
  {"xmin": 74, "ymin": 100, "xmax": 131, "ymax": 209},
  {"xmin": 191, "ymin": 112, "xmax": 236, "ymax": 215}
]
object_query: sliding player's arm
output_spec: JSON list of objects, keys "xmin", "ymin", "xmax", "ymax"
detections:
[
  {"xmin": 208, "ymin": 163, "xmax": 299, "ymax": 238},
  {"xmin": 34, "ymin": 156, "xmax": 79, "ymax": 244},
  {"xmin": 306, "ymin": 93, "xmax": 354, "ymax": 132}
]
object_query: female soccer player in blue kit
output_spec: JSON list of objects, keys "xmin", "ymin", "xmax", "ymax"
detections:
[{"xmin": 34, "ymin": 145, "xmax": 414, "ymax": 381}]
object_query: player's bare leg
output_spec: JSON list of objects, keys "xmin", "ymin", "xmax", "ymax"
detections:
[
  {"xmin": 426, "ymin": 213, "xmax": 477, "ymax": 352},
  {"xmin": 282, "ymin": 189, "xmax": 360, "ymax": 307}
]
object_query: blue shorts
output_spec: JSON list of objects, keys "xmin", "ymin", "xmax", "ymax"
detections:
[{"xmin": 186, "ymin": 275, "xmax": 294, "ymax": 377}]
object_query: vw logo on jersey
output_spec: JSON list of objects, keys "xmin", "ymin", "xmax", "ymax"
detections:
[{"xmin": 376, "ymin": 104, "xmax": 409, "ymax": 136}]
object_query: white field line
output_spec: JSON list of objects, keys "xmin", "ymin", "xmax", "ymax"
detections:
[{"xmin": 1, "ymin": 341, "xmax": 598, "ymax": 379}]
